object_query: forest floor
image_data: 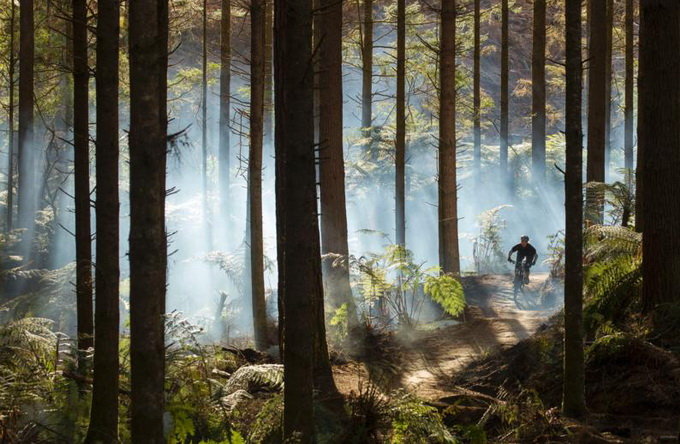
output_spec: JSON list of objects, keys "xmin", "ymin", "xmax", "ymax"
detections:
[{"xmin": 333, "ymin": 273, "xmax": 558, "ymax": 400}]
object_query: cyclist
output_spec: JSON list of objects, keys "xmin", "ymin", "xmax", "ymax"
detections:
[{"xmin": 507, "ymin": 235, "xmax": 537, "ymax": 284}]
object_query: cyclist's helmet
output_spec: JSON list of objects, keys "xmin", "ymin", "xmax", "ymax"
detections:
[{"xmin": 521, "ymin": 235, "xmax": 529, "ymax": 242}]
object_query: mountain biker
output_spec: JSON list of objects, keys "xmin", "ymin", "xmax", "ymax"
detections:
[{"xmin": 507, "ymin": 235, "xmax": 537, "ymax": 284}]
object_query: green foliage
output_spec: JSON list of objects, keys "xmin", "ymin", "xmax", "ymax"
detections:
[
  {"xmin": 345, "ymin": 383, "xmax": 457, "ymax": 443},
  {"xmin": 389, "ymin": 391, "xmax": 457, "ymax": 443},
  {"xmin": 584, "ymin": 179, "xmax": 636, "ymax": 227},
  {"xmin": 248, "ymin": 394, "xmax": 283, "ymax": 443},
  {"xmin": 544, "ymin": 230, "xmax": 565, "ymax": 279},
  {"xmin": 0, "ymin": 264, "xmax": 77, "ymax": 334},
  {"xmin": 424, "ymin": 274, "xmax": 465, "ymax": 318},
  {"xmin": 583, "ymin": 225, "xmax": 642, "ymax": 337},
  {"xmin": 471, "ymin": 206, "xmax": 509, "ymax": 274},
  {"xmin": 350, "ymin": 245, "xmax": 465, "ymax": 327}
]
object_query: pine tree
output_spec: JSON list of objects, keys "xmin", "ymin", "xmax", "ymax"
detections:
[
  {"xmin": 72, "ymin": 0, "xmax": 93, "ymax": 366},
  {"xmin": 249, "ymin": 0, "xmax": 268, "ymax": 351},
  {"xmin": 275, "ymin": 0, "xmax": 317, "ymax": 436},
  {"xmin": 639, "ymin": 0, "xmax": 680, "ymax": 311},
  {"xmin": 531, "ymin": 0, "xmax": 546, "ymax": 184},
  {"xmin": 562, "ymin": 0, "xmax": 586, "ymax": 419},
  {"xmin": 86, "ymin": 0, "xmax": 121, "ymax": 438},
  {"xmin": 128, "ymin": 0, "xmax": 169, "ymax": 440},
  {"xmin": 438, "ymin": 0, "xmax": 460, "ymax": 275}
]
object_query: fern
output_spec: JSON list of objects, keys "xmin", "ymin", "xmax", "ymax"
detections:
[
  {"xmin": 389, "ymin": 391, "xmax": 457, "ymax": 443},
  {"xmin": 584, "ymin": 225, "xmax": 641, "ymax": 263},
  {"xmin": 222, "ymin": 364, "xmax": 284, "ymax": 396},
  {"xmin": 424, "ymin": 274, "xmax": 466, "ymax": 317},
  {"xmin": 583, "ymin": 225, "xmax": 643, "ymax": 336}
]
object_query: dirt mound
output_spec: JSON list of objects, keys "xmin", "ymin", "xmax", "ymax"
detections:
[{"xmin": 448, "ymin": 316, "xmax": 680, "ymax": 439}]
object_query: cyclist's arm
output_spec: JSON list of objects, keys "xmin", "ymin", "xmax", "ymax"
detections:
[{"xmin": 507, "ymin": 246, "xmax": 516, "ymax": 262}]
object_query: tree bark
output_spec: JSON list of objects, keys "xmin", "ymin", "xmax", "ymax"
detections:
[
  {"xmin": 275, "ymin": 0, "xmax": 317, "ymax": 436},
  {"xmin": 73, "ymin": 0, "xmax": 94, "ymax": 367},
  {"xmin": 604, "ymin": 0, "xmax": 614, "ymax": 180},
  {"xmin": 473, "ymin": 0, "xmax": 481, "ymax": 188},
  {"xmin": 500, "ymin": 0, "xmax": 509, "ymax": 189},
  {"xmin": 395, "ymin": 0, "xmax": 406, "ymax": 247},
  {"xmin": 639, "ymin": 0, "xmax": 680, "ymax": 310},
  {"xmin": 219, "ymin": 0, "xmax": 231, "ymax": 222},
  {"xmin": 128, "ymin": 0, "xmax": 168, "ymax": 441},
  {"xmin": 562, "ymin": 0, "xmax": 586, "ymax": 418},
  {"xmin": 586, "ymin": 0, "xmax": 607, "ymax": 225},
  {"xmin": 17, "ymin": 0, "xmax": 35, "ymax": 235},
  {"xmin": 531, "ymin": 0, "xmax": 546, "ymax": 184},
  {"xmin": 202, "ymin": 0, "xmax": 212, "ymax": 247},
  {"xmin": 249, "ymin": 0, "xmax": 267, "ymax": 351},
  {"xmin": 438, "ymin": 0, "xmax": 460, "ymax": 275},
  {"xmin": 317, "ymin": 0, "xmax": 360, "ymax": 330},
  {"xmin": 86, "ymin": 0, "xmax": 120, "ymax": 439},
  {"xmin": 624, "ymin": 0, "xmax": 635, "ymax": 187},
  {"xmin": 264, "ymin": 0, "xmax": 274, "ymax": 151},
  {"xmin": 5, "ymin": 0, "xmax": 16, "ymax": 233},
  {"xmin": 361, "ymin": 0, "xmax": 374, "ymax": 138}
]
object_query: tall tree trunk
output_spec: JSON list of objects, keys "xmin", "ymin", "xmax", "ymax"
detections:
[
  {"xmin": 473, "ymin": 0, "xmax": 481, "ymax": 188},
  {"xmin": 219, "ymin": 0, "xmax": 231, "ymax": 222},
  {"xmin": 264, "ymin": 0, "xmax": 273, "ymax": 151},
  {"xmin": 604, "ymin": 0, "xmax": 614, "ymax": 180},
  {"xmin": 128, "ymin": 0, "xmax": 168, "ymax": 441},
  {"xmin": 249, "ymin": 0, "xmax": 267, "ymax": 351},
  {"xmin": 17, "ymin": 0, "xmax": 35, "ymax": 235},
  {"xmin": 86, "ymin": 0, "xmax": 120, "ymax": 439},
  {"xmin": 639, "ymin": 0, "xmax": 680, "ymax": 311},
  {"xmin": 317, "ymin": 0, "xmax": 359, "ymax": 330},
  {"xmin": 531, "ymin": 0, "xmax": 546, "ymax": 184},
  {"xmin": 275, "ymin": 0, "xmax": 332, "ymax": 433},
  {"xmin": 73, "ymin": 0, "xmax": 94, "ymax": 367},
  {"xmin": 586, "ymin": 0, "xmax": 606, "ymax": 225},
  {"xmin": 624, "ymin": 0, "xmax": 634, "ymax": 187},
  {"xmin": 562, "ymin": 0, "xmax": 586, "ymax": 418},
  {"xmin": 500, "ymin": 0, "xmax": 509, "ymax": 189},
  {"xmin": 395, "ymin": 0, "xmax": 406, "ymax": 247},
  {"xmin": 361, "ymin": 0, "xmax": 373, "ymax": 138},
  {"xmin": 439, "ymin": 0, "xmax": 460, "ymax": 275},
  {"xmin": 6, "ymin": 0, "xmax": 16, "ymax": 233},
  {"xmin": 202, "ymin": 0, "xmax": 212, "ymax": 247}
]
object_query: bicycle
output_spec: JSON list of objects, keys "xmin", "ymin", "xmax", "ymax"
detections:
[{"xmin": 509, "ymin": 259, "xmax": 530, "ymax": 309}]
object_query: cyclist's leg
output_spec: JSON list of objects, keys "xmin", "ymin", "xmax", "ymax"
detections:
[{"xmin": 523, "ymin": 262, "xmax": 530, "ymax": 284}]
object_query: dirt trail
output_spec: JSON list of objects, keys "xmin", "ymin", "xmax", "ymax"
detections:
[{"xmin": 333, "ymin": 273, "xmax": 558, "ymax": 400}]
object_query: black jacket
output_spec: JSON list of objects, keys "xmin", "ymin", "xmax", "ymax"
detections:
[{"xmin": 508, "ymin": 243, "xmax": 537, "ymax": 265}]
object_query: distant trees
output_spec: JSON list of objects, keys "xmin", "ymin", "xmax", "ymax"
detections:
[
  {"xmin": 438, "ymin": 0, "xmax": 460, "ymax": 275},
  {"xmin": 17, "ymin": 0, "xmax": 35, "ymax": 236},
  {"xmin": 219, "ymin": 0, "xmax": 232, "ymax": 221},
  {"xmin": 395, "ymin": 0, "xmax": 406, "ymax": 247},
  {"xmin": 586, "ymin": 0, "xmax": 607, "ymax": 225},
  {"xmin": 624, "ymin": 0, "xmax": 635, "ymax": 187},
  {"xmin": 249, "ymin": 0, "xmax": 267, "ymax": 351},
  {"xmin": 4, "ymin": 0, "xmax": 16, "ymax": 233},
  {"xmin": 473, "ymin": 0, "xmax": 481, "ymax": 187},
  {"xmin": 639, "ymin": 0, "xmax": 680, "ymax": 311},
  {"xmin": 562, "ymin": 0, "xmax": 586, "ymax": 418},
  {"xmin": 86, "ymin": 0, "xmax": 121, "ymax": 439},
  {"xmin": 500, "ymin": 0, "xmax": 509, "ymax": 189},
  {"xmin": 361, "ymin": 0, "xmax": 374, "ymax": 138},
  {"xmin": 128, "ymin": 0, "xmax": 169, "ymax": 441},
  {"xmin": 531, "ymin": 0, "xmax": 546, "ymax": 184}
]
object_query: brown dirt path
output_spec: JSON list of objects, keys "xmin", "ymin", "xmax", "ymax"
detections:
[{"xmin": 333, "ymin": 273, "xmax": 558, "ymax": 400}]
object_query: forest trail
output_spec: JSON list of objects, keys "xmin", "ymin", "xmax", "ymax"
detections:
[{"xmin": 333, "ymin": 273, "xmax": 559, "ymax": 401}]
